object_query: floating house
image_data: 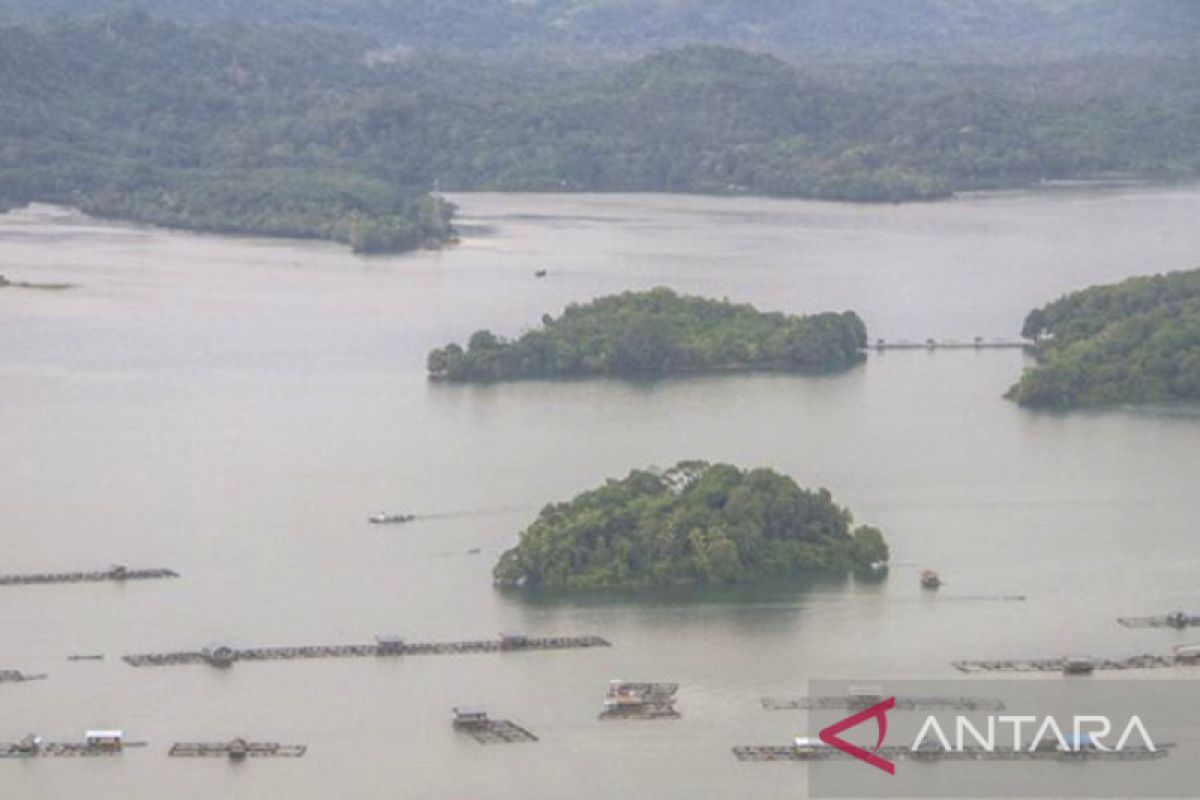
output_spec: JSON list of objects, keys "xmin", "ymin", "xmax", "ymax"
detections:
[
  {"xmin": 13, "ymin": 734, "xmax": 42, "ymax": 755},
  {"xmin": 85, "ymin": 730, "xmax": 124, "ymax": 751},
  {"xmin": 499, "ymin": 633, "xmax": 530, "ymax": 651},
  {"xmin": 1175, "ymin": 643, "xmax": 1200, "ymax": 662},
  {"xmin": 452, "ymin": 706, "xmax": 490, "ymax": 730},
  {"xmin": 227, "ymin": 738, "xmax": 249, "ymax": 761},
  {"xmin": 603, "ymin": 681, "xmax": 645, "ymax": 710},
  {"xmin": 792, "ymin": 737, "xmax": 830, "ymax": 756},
  {"xmin": 201, "ymin": 645, "xmax": 237, "ymax": 668},
  {"xmin": 375, "ymin": 636, "xmax": 406, "ymax": 655},
  {"xmin": 1062, "ymin": 656, "xmax": 1095, "ymax": 676}
]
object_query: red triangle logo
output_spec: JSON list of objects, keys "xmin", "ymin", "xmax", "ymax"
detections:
[{"xmin": 818, "ymin": 695, "xmax": 896, "ymax": 775}]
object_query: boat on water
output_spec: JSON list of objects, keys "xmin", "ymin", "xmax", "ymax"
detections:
[
  {"xmin": 368, "ymin": 512, "xmax": 415, "ymax": 525},
  {"xmin": 920, "ymin": 570, "xmax": 942, "ymax": 590}
]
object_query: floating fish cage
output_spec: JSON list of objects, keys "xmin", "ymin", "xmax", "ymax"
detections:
[
  {"xmin": 0, "ymin": 566, "xmax": 178, "ymax": 587},
  {"xmin": 732, "ymin": 744, "xmax": 1169, "ymax": 763},
  {"xmin": 762, "ymin": 695, "xmax": 1005, "ymax": 712},
  {"xmin": 0, "ymin": 732, "xmax": 145, "ymax": 759},
  {"xmin": 952, "ymin": 653, "xmax": 1197, "ymax": 673},
  {"xmin": 169, "ymin": 739, "xmax": 306, "ymax": 759},
  {"xmin": 452, "ymin": 708, "xmax": 537, "ymax": 745},
  {"xmin": 1118, "ymin": 612, "xmax": 1200, "ymax": 629},
  {"xmin": 124, "ymin": 633, "xmax": 610, "ymax": 668}
]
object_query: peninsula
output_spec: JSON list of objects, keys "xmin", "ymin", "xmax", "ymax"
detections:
[{"xmin": 1008, "ymin": 268, "xmax": 1200, "ymax": 408}]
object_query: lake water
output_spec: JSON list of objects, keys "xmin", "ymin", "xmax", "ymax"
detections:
[{"xmin": 1, "ymin": 188, "xmax": 1199, "ymax": 799}]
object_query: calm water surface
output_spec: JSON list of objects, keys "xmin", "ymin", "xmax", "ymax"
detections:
[{"xmin": 1, "ymin": 188, "xmax": 1199, "ymax": 798}]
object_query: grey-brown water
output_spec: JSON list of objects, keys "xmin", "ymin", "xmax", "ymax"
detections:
[{"xmin": 1, "ymin": 188, "xmax": 1199, "ymax": 798}]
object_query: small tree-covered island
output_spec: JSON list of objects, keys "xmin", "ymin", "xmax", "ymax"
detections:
[
  {"xmin": 428, "ymin": 289, "xmax": 867, "ymax": 381},
  {"xmin": 1008, "ymin": 268, "xmax": 1200, "ymax": 408},
  {"xmin": 493, "ymin": 461, "xmax": 888, "ymax": 590}
]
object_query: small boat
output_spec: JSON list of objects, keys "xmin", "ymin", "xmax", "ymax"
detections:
[
  {"xmin": 368, "ymin": 512, "xmax": 415, "ymax": 525},
  {"xmin": 534, "ymin": 269, "xmax": 548, "ymax": 278},
  {"xmin": 920, "ymin": 570, "xmax": 942, "ymax": 590}
]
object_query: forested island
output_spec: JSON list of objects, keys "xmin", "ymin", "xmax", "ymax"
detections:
[
  {"xmin": 427, "ymin": 289, "xmax": 867, "ymax": 381},
  {"xmin": 493, "ymin": 461, "xmax": 889, "ymax": 590},
  {"xmin": 1008, "ymin": 268, "xmax": 1200, "ymax": 408},
  {"xmin": 2, "ymin": 11, "xmax": 1199, "ymax": 250}
]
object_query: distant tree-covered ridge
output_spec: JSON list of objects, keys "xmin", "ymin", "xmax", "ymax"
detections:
[
  {"xmin": 3, "ymin": 14, "xmax": 1200, "ymax": 250},
  {"xmin": 1008, "ymin": 268, "xmax": 1200, "ymax": 408},
  {"xmin": 0, "ymin": 13, "xmax": 456, "ymax": 253},
  {"xmin": 427, "ymin": 288, "xmax": 868, "ymax": 381},
  {"xmin": 493, "ymin": 461, "xmax": 889, "ymax": 589},
  {"xmin": 2, "ymin": 0, "xmax": 1196, "ymax": 62}
]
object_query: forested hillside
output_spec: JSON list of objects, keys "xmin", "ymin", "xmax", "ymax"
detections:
[
  {"xmin": 494, "ymin": 461, "xmax": 889, "ymax": 589},
  {"xmin": 2, "ymin": 0, "xmax": 1197, "ymax": 61},
  {"xmin": 2, "ymin": 12, "xmax": 1198, "ymax": 249},
  {"xmin": 0, "ymin": 13, "xmax": 455, "ymax": 252},
  {"xmin": 1009, "ymin": 269, "xmax": 1200, "ymax": 408}
]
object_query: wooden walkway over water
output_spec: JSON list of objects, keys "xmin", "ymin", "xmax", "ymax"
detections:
[
  {"xmin": 123, "ymin": 634, "xmax": 610, "ymax": 668},
  {"xmin": 868, "ymin": 338, "xmax": 1033, "ymax": 352},
  {"xmin": 0, "ymin": 566, "xmax": 178, "ymax": 587}
]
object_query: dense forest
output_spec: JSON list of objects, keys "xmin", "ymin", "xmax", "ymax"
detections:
[
  {"xmin": 1008, "ymin": 268, "xmax": 1200, "ymax": 408},
  {"xmin": 2, "ymin": 12, "xmax": 1200, "ymax": 248},
  {"xmin": 427, "ymin": 288, "xmax": 868, "ymax": 381},
  {"xmin": 2, "ymin": 1, "xmax": 1196, "ymax": 61},
  {"xmin": 0, "ymin": 13, "xmax": 456, "ymax": 252},
  {"xmin": 493, "ymin": 461, "xmax": 889, "ymax": 589}
]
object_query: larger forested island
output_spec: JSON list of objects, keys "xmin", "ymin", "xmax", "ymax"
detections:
[
  {"xmin": 493, "ymin": 461, "xmax": 889, "ymax": 589},
  {"xmin": 2, "ymin": 9, "xmax": 1199, "ymax": 251},
  {"xmin": 427, "ymin": 289, "xmax": 867, "ymax": 381},
  {"xmin": 1008, "ymin": 268, "xmax": 1200, "ymax": 408}
]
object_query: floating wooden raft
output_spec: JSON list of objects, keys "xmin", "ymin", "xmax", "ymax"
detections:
[
  {"xmin": 952, "ymin": 654, "xmax": 1196, "ymax": 673},
  {"xmin": 1118, "ymin": 614, "xmax": 1200, "ymax": 629},
  {"xmin": 123, "ymin": 634, "xmax": 610, "ymax": 668},
  {"xmin": 0, "ymin": 566, "xmax": 178, "ymax": 587},
  {"xmin": 732, "ymin": 745, "xmax": 1169, "ymax": 763},
  {"xmin": 170, "ymin": 741, "xmax": 306, "ymax": 758},
  {"xmin": 599, "ymin": 682, "xmax": 681, "ymax": 720},
  {"xmin": 456, "ymin": 720, "xmax": 538, "ymax": 745},
  {"xmin": 0, "ymin": 670, "xmax": 47, "ymax": 684},
  {"xmin": 762, "ymin": 696, "xmax": 1005, "ymax": 712}
]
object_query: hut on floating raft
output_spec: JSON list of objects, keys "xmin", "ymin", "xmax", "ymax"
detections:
[
  {"xmin": 85, "ymin": 730, "xmax": 124, "ymax": 751},
  {"xmin": 1062, "ymin": 656, "xmax": 1095, "ymax": 676},
  {"xmin": 201, "ymin": 645, "xmax": 237, "ymax": 668},
  {"xmin": 499, "ymin": 633, "xmax": 530, "ymax": 651},
  {"xmin": 452, "ymin": 706, "xmax": 490, "ymax": 731}
]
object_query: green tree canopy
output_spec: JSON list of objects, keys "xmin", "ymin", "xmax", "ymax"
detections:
[
  {"xmin": 494, "ymin": 461, "xmax": 889, "ymax": 589},
  {"xmin": 1008, "ymin": 268, "xmax": 1200, "ymax": 408},
  {"xmin": 428, "ymin": 288, "xmax": 868, "ymax": 381}
]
